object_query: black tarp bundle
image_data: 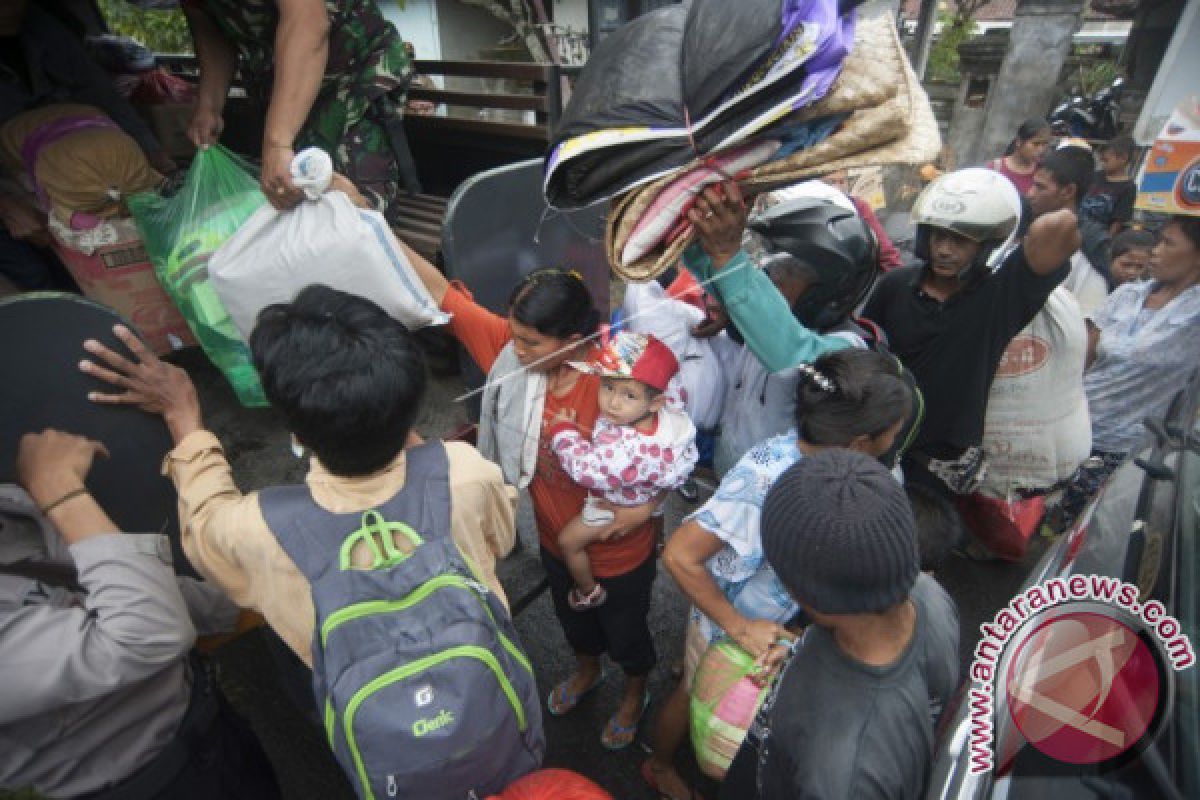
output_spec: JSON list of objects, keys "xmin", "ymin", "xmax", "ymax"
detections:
[
  {"xmin": 544, "ymin": 0, "xmax": 856, "ymax": 210},
  {"xmin": 593, "ymin": 9, "xmax": 943, "ymax": 281}
]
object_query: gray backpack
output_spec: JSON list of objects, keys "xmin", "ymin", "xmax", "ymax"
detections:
[{"xmin": 259, "ymin": 440, "xmax": 544, "ymax": 800}]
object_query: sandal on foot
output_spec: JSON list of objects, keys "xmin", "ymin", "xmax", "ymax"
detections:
[
  {"xmin": 601, "ymin": 691, "xmax": 650, "ymax": 750},
  {"xmin": 546, "ymin": 671, "xmax": 604, "ymax": 716},
  {"xmin": 641, "ymin": 759, "xmax": 700, "ymax": 800},
  {"xmin": 568, "ymin": 584, "xmax": 607, "ymax": 611}
]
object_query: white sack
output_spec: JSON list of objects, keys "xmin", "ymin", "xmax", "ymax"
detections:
[
  {"xmin": 980, "ymin": 287, "xmax": 1091, "ymax": 495},
  {"xmin": 209, "ymin": 148, "xmax": 450, "ymax": 338},
  {"xmin": 1061, "ymin": 250, "xmax": 1110, "ymax": 319}
]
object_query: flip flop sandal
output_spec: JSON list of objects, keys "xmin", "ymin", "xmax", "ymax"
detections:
[
  {"xmin": 546, "ymin": 671, "xmax": 605, "ymax": 717},
  {"xmin": 640, "ymin": 759, "xmax": 701, "ymax": 800},
  {"xmin": 601, "ymin": 691, "xmax": 651, "ymax": 751}
]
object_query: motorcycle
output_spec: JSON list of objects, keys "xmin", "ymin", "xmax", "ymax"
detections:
[{"xmin": 1049, "ymin": 76, "xmax": 1124, "ymax": 140}]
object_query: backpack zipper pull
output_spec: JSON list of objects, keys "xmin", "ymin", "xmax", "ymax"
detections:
[{"xmin": 387, "ymin": 774, "xmax": 398, "ymax": 797}]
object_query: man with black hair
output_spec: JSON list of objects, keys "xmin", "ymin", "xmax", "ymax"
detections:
[
  {"xmin": 78, "ymin": 285, "xmax": 517, "ymax": 666},
  {"xmin": 719, "ymin": 449, "xmax": 960, "ymax": 799},
  {"xmin": 1028, "ymin": 145, "xmax": 1112, "ymax": 314}
]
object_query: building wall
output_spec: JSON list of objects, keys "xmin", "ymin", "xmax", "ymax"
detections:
[
  {"xmin": 380, "ymin": 0, "xmax": 442, "ymax": 61},
  {"xmin": 434, "ymin": 0, "xmax": 515, "ymax": 61}
]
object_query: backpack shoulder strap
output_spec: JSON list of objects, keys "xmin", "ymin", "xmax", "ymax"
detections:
[
  {"xmin": 376, "ymin": 439, "xmax": 452, "ymax": 545},
  {"xmin": 257, "ymin": 483, "xmax": 332, "ymax": 581},
  {"xmin": 259, "ymin": 441, "xmax": 455, "ymax": 579}
]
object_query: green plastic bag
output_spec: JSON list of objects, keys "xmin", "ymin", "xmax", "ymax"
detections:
[
  {"xmin": 127, "ymin": 146, "xmax": 268, "ymax": 407},
  {"xmin": 689, "ymin": 639, "xmax": 775, "ymax": 780}
]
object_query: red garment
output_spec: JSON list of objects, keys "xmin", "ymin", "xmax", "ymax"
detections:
[
  {"xmin": 987, "ymin": 157, "xmax": 1036, "ymax": 197},
  {"xmin": 440, "ymin": 282, "xmax": 656, "ymax": 577},
  {"xmin": 850, "ymin": 196, "xmax": 902, "ymax": 272},
  {"xmin": 665, "ymin": 267, "xmax": 706, "ymax": 310}
]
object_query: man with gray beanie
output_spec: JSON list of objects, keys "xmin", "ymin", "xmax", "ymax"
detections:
[{"xmin": 720, "ymin": 449, "xmax": 960, "ymax": 800}]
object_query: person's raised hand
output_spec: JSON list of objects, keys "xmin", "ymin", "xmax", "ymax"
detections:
[
  {"xmin": 187, "ymin": 106, "xmax": 224, "ymax": 149},
  {"xmin": 16, "ymin": 429, "xmax": 109, "ymax": 509},
  {"xmin": 687, "ymin": 182, "xmax": 748, "ymax": 270},
  {"xmin": 261, "ymin": 144, "xmax": 303, "ymax": 211},
  {"xmin": 80, "ymin": 325, "xmax": 203, "ymax": 443}
]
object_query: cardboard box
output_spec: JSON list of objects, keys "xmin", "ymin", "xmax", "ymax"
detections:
[
  {"xmin": 1136, "ymin": 97, "xmax": 1200, "ymax": 216},
  {"xmin": 49, "ymin": 217, "xmax": 196, "ymax": 355}
]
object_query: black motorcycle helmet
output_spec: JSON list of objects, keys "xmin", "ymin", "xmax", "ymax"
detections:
[{"xmin": 745, "ymin": 192, "xmax": 879, "ymax": 332}]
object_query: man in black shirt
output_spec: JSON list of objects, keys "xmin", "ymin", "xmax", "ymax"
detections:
[{"xmin": 863, "ymin": 168, "xmax": 1079, "ymax": 500}]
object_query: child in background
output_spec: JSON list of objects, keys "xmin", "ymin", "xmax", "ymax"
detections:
[
  {"xmin": 1109, "ymin": 228, "xmax": 1156, "ymax": 286},
  {"xmin": 1082, "ymin": 135, "xmax": 1138, "ymax": 237},
  {"xmin": 987, "ymin": 118, "xmax": 1052, "ymax": 195},
  {"xmin": 550, "ymin": 332, "xmax": 698, "ymax": 610}
]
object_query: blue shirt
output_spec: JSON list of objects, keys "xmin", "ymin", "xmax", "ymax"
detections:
[{"xmin": 686, "ymin": 431, "xmax": 803, "ymax": 643}]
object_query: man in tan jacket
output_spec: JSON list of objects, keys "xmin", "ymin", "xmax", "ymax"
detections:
[{"xmin": 79, "ymin": 285, "xmax": 517, "ymax": 666}]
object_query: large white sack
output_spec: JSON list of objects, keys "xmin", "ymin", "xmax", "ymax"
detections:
[
  {"xmin": 1061, "ymin": 250, "xmax": 1109, "ymax": 319},
  {"xmin": 209, "ymin": 151, "xmax": 449, "ymax": 339},
  {"xmin": 980, "ymin": 287, "xmax": 1091, "ymax": 495}
]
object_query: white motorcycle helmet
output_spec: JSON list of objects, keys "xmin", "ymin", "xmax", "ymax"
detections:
[{"xmin": 911, "ymin": 167, "xmax": 1022, "ymax": 280}]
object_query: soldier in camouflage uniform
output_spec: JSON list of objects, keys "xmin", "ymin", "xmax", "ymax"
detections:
[{"xmin": 182, "ymin": 0, "xmax": 419, "ymax": 222}]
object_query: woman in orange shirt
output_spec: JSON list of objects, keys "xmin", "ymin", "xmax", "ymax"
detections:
[{"xmin": 408, "ymin": 246, "xmax": 660, "ymax": 750}]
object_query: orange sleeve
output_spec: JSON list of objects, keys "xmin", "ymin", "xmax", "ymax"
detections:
[{"xmin": 441, "ymin": 281, "xmax": 511, "ymax": 374}]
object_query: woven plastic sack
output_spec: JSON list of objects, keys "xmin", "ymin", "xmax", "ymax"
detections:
[
  {"xmin": 0, "ymin": 104, "xmax": 162, "ymax": 223},
  {"xmin": 689, "ymin": 639, "xmax": 774, "ymax": 780},
  {"xmin": 127, "ymin": 146, "xmax": 267, "ymax": 406}
]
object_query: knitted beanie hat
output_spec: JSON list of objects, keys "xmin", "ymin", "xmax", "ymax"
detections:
[{"xmin": 762, "ymin": 449, "xmax": 918, "ymax": 615}]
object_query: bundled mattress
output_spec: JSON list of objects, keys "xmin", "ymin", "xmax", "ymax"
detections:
[
  {"xmin": 545, "ymin": 0, "xmax": 853, "ymax": 210},
  {"xmin": 543, "ymin": 0, "xmax": 942, "ymax": 283}
]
